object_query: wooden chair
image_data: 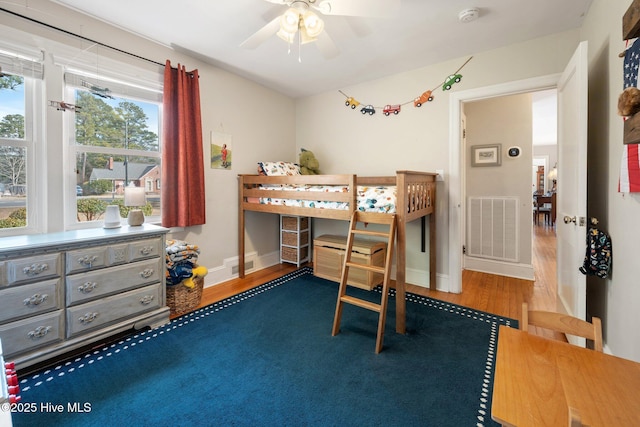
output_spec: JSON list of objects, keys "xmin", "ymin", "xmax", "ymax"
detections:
[{"xmin": 521, "ymin": 302, "xmax": 603, "ymax": 352}]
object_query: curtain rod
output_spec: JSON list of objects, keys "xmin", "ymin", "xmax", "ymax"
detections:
[{"xmin": 1, "ymin": 6, "xmax": 166, "ymax": 68}]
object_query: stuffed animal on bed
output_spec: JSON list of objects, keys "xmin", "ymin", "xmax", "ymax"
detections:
[
  {"xmin": 299, "ymin": 148, "xmax": 320, "ymax": 175},
  {"xmin": 618, "ymin": 86, "xmax": 640, "ymax": 117}
]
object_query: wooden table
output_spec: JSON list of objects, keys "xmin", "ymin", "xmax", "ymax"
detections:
[
  {"xmin": 492, "ymin": 325, "xmax": 640, "ymax": 427},
  {"xmin": 533, "ymin": 194, "xmax": 556, "ymax": 225}
]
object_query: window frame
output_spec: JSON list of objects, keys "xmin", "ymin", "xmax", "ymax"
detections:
[
  {"xmin": 64, "ymin": 77, "xmax": 163, "ymax": 230},
  {"xmin": 0, "ymin": 73, "xmax": 43, "ymax": 236}
]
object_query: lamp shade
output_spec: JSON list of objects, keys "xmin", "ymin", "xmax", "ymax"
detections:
[
  {"xmin": 302, "ymin": 11, "xmax": 323, "ymax": 38},
  {"xmin": 280, "ymin": 8, "xmax": 300, "ymax": 33},
  {"xmin": 124, "ymin": 185, "xmax": 145, "ymax": 207}
]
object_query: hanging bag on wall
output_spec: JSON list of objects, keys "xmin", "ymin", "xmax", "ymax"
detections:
[{"xmin": 579, "ymin": 222, "xmax": 612, "ymax": 279}]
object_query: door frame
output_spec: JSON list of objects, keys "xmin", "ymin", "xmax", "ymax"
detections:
[{"xmin": 448, "ymin": 74, "xmax": 561, "ymax": 293}]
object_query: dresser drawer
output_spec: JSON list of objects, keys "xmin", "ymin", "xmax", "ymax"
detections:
[
  {"xmin": 66, "ymin": 283, "xmax": 161, "ymax": 337},
  {"xmin": 0, "ymin": 310, "xmax": 64, "ymax": 358},
  {"xmin": 66, "ymin": 258, "xmax": 163, "ymax": 306},
  {"xmin": 108, "ymin": 243, "xmax": 130, "ymax": 266},
  {"xmin": 129, "ymin": 238, "xmax": 162, "ymax": 262},
  {"xmin": 0, "ymin": 279, "xmax": 62, "ymax": 324},
  {"xmin": 5, "ymin": 253, "xmax": 61, "ymax": 285},
  {"xmin": 66, "ymin": 246, "xmax": 108, "ymax": 274}
]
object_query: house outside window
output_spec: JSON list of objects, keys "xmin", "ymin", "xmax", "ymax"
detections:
[{"xmin": 66, "ymin": 71, "xmax": 162, "ymax": 226}]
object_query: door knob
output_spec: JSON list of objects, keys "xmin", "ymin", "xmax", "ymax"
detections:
[{"xmin": 563, "ymin": 215, "xmax": 576, "ymax": 224}]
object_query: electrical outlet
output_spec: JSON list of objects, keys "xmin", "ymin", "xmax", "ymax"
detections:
[{"xmin": 435, "ymin": 169, "xmax": 444, "ymax": 181}]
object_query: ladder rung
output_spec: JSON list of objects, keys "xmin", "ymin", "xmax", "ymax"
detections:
[
  {"xmin": 350, "ymin": 229, "xmax": 389, "ymax": 238},
  {"xmin": 345, "ymin": 262, "xmax": 385, "ymax": 274},
  {"xmin": 340, "ymin": 295, "xmax": 381, "ymax": 312}
]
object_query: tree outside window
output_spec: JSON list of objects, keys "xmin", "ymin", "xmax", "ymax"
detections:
[
  {"xmin": 0, "ymin": 74, "xmax": 27, "ymax": 229},
  {"xmin": 72, "ymin": 88, "xmax": 161, "ymax": 223}
]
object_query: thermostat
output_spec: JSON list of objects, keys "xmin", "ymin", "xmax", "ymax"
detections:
[{"xmin": 507, "ymin": 146, "xmax": 521, "ymax": 158}]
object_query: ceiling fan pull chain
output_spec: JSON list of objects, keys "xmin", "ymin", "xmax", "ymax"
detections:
[{"xmin": 298, "ymin": 30, "xmax": 302, "ymax": 63}]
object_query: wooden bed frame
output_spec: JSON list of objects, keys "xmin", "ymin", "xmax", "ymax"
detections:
[{"xmin": 237, "ymin": 170, "xmax": 437, "ymax": 334}]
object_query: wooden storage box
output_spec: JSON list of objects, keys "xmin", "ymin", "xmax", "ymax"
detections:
[{"xmin": 313, "ymin": 234, "xmax": 386, "ymax": 290}]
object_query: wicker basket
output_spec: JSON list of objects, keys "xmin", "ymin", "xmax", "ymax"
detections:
[
  {"xmin": 281, "ymin": 245, "xmax": 308, "ymax": 262},
  {"xmin": 282, "ymin": 230, "xmax": 309, "ymax": 246},
  {"xmin": 282, "ymin": 216, "xmax": 309, "ymax": 231},
  {"xmin": 166, "ymin": 276, "xmax": 204, "ymax": 317}
]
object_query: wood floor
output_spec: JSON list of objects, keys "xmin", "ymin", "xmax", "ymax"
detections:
[{"xmin": 192, "ymin": 221, "xmax": 560, "ymax": 338}]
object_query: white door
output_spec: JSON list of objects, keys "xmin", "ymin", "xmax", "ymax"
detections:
[{"xmin": 556, "ymin": 41, "xmax": 588, "ymax": 346}]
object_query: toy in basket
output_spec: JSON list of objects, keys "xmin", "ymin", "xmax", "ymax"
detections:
[
  {"xmin": 166, "ymin": 265, "xmax": 208, "ymax": 317},
  {"xmin": 165, "ymin": 239, "xmax": 207, "ymax": 317}
]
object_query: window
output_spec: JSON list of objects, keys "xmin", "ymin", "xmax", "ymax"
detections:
[
  {"xmin": 66, "ymin": 72, "xmax": 162, "ymax": 226},
  {"xmin": 0, "ymin": 68, "xmax": 39, "ymax": 233}
]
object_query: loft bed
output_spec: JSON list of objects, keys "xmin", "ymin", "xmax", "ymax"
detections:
[{"xmin": 237, "ymin": 170, "xmax": 437, "ymax": 334}]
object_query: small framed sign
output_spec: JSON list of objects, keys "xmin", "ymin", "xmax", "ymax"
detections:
[{"xmin": 471, "ymin": 144, "xmax": 501, "ymax": 167}]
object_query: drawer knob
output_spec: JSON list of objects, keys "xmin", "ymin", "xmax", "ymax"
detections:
[
  {"xmin": 23, "ymin": 263, "xmax": 49, "ymax": 276},
  {"xmin": 78, "ymin": 282, "xmax": 98, "ymax": 294},
  {"xmin": 77, "ymin": 255, "xmax": 98, "ymax": 268},
  {"xmin": 78, "ymin": 312, "xmax": 99, "ymax": 324},
  {"xmin": 139, "ymin": 268, "xmax": 154, "ymax": 279},
  {"xmin": 23, "ymin": 293, "xmax": 48, "ymax": 307},
  {"xmin": 140, "ymin": 295, "xmax": 155, "ymax": 305},
  {"xmin": 139, "ymin": 246, "xmax": 154, "ymax": 255},
  {"xmin": 27, "ymin": 325, "xmax": 51, "ymax": 339}
]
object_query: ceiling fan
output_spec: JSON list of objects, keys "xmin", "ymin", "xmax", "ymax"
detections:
[{"xmin": 240, "ymin": 0, "xmax": 400, "ymax": 60}]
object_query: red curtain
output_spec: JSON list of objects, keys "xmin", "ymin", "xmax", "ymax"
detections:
[{"xmin": 162, "ymin": 60, "xmax": 206, "ymax": 227}]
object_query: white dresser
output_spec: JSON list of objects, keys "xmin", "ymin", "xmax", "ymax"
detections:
[{"xmin": 0, "ymin": 224, "xmax": 170, "ymax": 370}]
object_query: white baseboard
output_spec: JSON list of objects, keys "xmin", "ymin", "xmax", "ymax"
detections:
[
  {"xmin": 406, "ymin": 267, "xmax": 450, "ymax": 293},
  {"xmin": 201, "ymin": 251, "xmax": 453, "ymax": 294},
  {"xmin": 464, "ymin": 256, "xmax": 534, "ymax": 281},
  {"xmin": 202, "ymin": 250, "xmax": 280, "ymax": 288}
]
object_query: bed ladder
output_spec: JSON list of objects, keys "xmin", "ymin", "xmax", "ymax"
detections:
[{"xmin": 331, "ymin": 211, "xmax": 396, "ymax": 353}]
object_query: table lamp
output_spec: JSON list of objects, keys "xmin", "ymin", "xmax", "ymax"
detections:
[{"xmin": 124, "ymin": 184, "xmax": 146, "ymax": 226}]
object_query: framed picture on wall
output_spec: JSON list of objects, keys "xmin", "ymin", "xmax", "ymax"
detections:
[{"xmin": 471, "ymin": 144, "xmax": 501, "ymax": 167}]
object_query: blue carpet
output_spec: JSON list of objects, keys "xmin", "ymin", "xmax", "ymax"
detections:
[{"xmin": 12, "ymin": 267, "xmax": 516, "ymax": 427}]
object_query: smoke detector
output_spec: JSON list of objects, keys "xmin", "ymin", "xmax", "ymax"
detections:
[{"xmin": 458, "ymin": 8, "xmax": 480, "ymax": 23}]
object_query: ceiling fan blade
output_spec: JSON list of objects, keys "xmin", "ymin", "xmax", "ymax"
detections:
[
  {"xmin": 316, "ymin": 0, "xmax": 400, "ymax": 17},
  {"xmin": 240, "ymin": 16, "xmax": 281, "ymax": 49},
  {"xmin": 315, "ymin": 31, "xmax": 339, "ymax": 59}
]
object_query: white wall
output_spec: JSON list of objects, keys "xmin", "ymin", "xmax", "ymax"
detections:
[
  {"xmin": 580, "ymin": 0, "xmax": 640, "ymax": 361},
  {"xmin": 296, "ymin": 30, "xmax": 580, "ymax": 291},
  {"xmin": 0, "ymin": 0, "xmax": 296, "ymax": 284}
]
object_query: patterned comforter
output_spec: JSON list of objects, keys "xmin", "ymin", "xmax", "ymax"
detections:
[{"xmin": 257, "ymin": 185, "xmax": 397, "ymax": 213}]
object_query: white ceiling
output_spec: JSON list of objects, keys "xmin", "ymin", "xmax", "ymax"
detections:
[{"xmin": 48, "ymin": 0, "xmax": 593, "ymax": 98}]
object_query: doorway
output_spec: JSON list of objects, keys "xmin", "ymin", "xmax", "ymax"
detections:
[
  {"xmin": 461, "ymin": 89, "xmax": 557, "ymax": 281},
  {"xmin": 448, "ymin": 74, "xmax": 561, "ymax": 294}
]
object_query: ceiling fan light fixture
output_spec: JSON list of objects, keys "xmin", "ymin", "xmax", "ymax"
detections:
[
  {"xmin": 276, "ymin": 28, "xmax": 296, "ymax": 44},
  {"xmin": 302, "ymin": 10, "xmax": 324, "ymax": 38},
  {"xmin": 280, "ymin": 8, "xmax": 301, "ymax": 33},
  {"xmin": 299, "ymin": 27, "xmax": 318, "ymax": 45}
]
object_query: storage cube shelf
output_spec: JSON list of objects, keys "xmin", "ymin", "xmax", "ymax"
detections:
[
  {"xmin": 313, "ymin": 234, "xmax": 387, "ymax": 291},
  {"xmin": 280, "ymin": 216, "xmax": 310, "ymax": 267}
]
